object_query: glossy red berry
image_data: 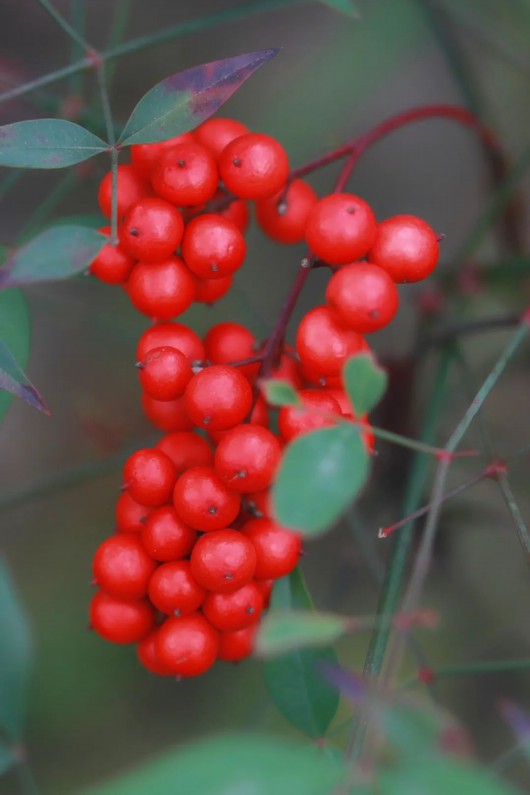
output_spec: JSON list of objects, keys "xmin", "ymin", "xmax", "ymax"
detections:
[
  {"xmin": 137, "ymin": 629, "xmax": 174, "ymax": 675},
  {"xmin": 278, "ymin": 389, "xmax": 341, "ymax": 442},
  {"xmin": 90, "ymin": 227, "xmax": 136, "ymax": 285},
  {"xmin": 194, "ymin": 274, "xmax": 233, "ymax": 304},
  {"xmin": 156, "ymin": 613, "xmax": 219, "ymax": 676},
  {"xmin": 98, "ymin": 164, "xmax": 150, "ymax": 220},
  {"xmin": 254, "ymin": 578, "xmax": 274, "ymax": 608},
  {"xmin": 255, "ymin": 178, "xmax": 317, "ymax": 244},
  {"xmin": 137, "ymin": 322, "xmax": 205, "ymax": 363},
  {"xmin": 296, "ymin": 305, "xmax": 365, "ymax": 377},
  {"xmin": 214, "ymin": 425, "xmax": 281, "ymax": 493},
  {"xmin": 195, "ymin": 117, "xmax": 249, "ymax": 160},
  {"xmin": 217, "ymin": 623, "xmax": 257, "ymax": 662},
  {"xmin": 220, "ymin": 198, "xmax": 250, "ymax": 233},
  {"xmin": 326, "ymin": 261, "xmax": 399, "ymax": 333},
  {"xmin": 151, "ymin": 141, "xmax": 218, "ymax": 206},
  {"xmin": 93, "ymin": 534, "xmax": 156, "ymax": 599},
  {"xmin": 142, "ymin": 392, "xmax": 194, "ymax": 432},
  {"xmin": 305, "ymin": 193, "xmax": 377, "ymax": 265},
  {"xmin": 185, "ymin": 365, "xmax": 253, "ymax": 431},
  {"xmin": 130, "ymin": 132, "xmax": 195, "ymax": 178},
  {"xmin": 123, "ymin": 448, "xmax": 177, "ymax": 506},
  {"xmin": 219, "ymin": 133, "xmax": 289, "ymax": 200},
  {"xmin": 242, "ymin": 518, "xmax": 301, "ymax": 579},
  {"xmin": 148, "ymin": 560, "xmax": 206, "ymax": 615},
  {"xmin": 190, "ymin": 529, "xmax": 257, "ymax": 592},
  {"xmin": 155, "ymin": 431, "xmax": 213, "ymax": 475},
  {"xmin": 90, "ymin": 591, "xmax": 155, "ymax": 644},
  {"xmin": 204, "ymin": 322, "xmax": 260, "ymax": 379},
  {"xmin": 128, "ymin": 257, "xmax": 196, "ymax": 320},
  {"xmin": 173, "ymin": 466, "xmax": 240, "ymax": 532},
  {"xmin": 115, "ymin": 491, "xmax": 150, "ymax": 533},
  {"xmin": 182, "ymin": 214, "xmax": 246, "ymax": 279},
  {"xmin": 202, "ymin": 581, "xmax": 263, "ymax": 632},
  {"xmin": 137, "ymin": 346, "xmax": 193, "ymax": 401},
  {"xmin": 368, "ymin": 214, "xmax": 439, "ymax": 283},
  {"xmin": 119, "ymin": 198, "xmax": 184, "ymax": 262},
  {"xmin": 142, "ymin": 505, "xmax": 197, "ymax": 561}
]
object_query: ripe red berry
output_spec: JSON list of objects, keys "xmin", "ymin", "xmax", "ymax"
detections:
[
  {"xmin": 220, "ymin": 198, "xmax": 250, "ymax": 233},
  {"xmin": 115, "ymin": 491, "xmax": 150, "ymax": 533},
  {"xmin": 137, "ymin": 346, "xmax": 193, "ymax": 401},
  {"xmin": 137, "ymin": 322, "xmax": 205, "ymax": 363},
  {"xmin": 204, "ymin": 322, "xmax": 260, "ymax": 379},
  {"xmin": 194, "ymin": 274, "xmax": 233, "ymax": 304},
  {"xmin": 93, "ymin": 534, "xmax": 156, "ymax": 599},
  {"xmin": 269, "ymin": 352, "xmax": 304, "ymax": 390},
  {"xmin": 242, "ymin": 518, "xmax": 301, "ymax": 579},
  {"xmin": 151, "ymin": 141, "xmax": 219, "ymax": 206},
  {"xmin": 142, "ymin": 392, "xmax": 194, "ymax": 432},
  {"xmin": 245, "ymin": 489, "xmax": 272, "ymax": 518},
  {"xmin": 173, "ymin": 466, "xmax": 240, "ymax": 532},
  {"xmin": 137, "ymin": 629, "xmax": 174, "ymax": 675},
  {"xmin": 219, "ymin": 133, "xmax": 289, "ymax": 200},
  {"xmin": 278, "ymin": 389, "xmax": 341, "ymax": 442},
  {"xmin": 90, "ymin": 591, "xmax": 155, "ymax": 644},
  {"xmin": 185, "ymin": 365, "xmax": 253, "ymax": 431},
  {"xmin": 156, "ymin": 613, "xmax": 219, "ymax": 676},
  {"xmin": 296, "ymin": 305, "xmax": 365, "ymax": 377},
  {"xmin": 190, "ymin": 529, "xmax": 257, "ymax": 592},
  {"xmin": 123, "ymin": 448, "xmax": 177, "ymax": 506},
  {"xmin": 369, "ymin": 214, "xmax": 440, "ymax": 283},
  {"xmin": 119, "ymin": 198, "xmax": 184, "ymax": 262},
  {"xmin": 130, "ymin": 132, "xmax": 195, "ymax": 178},
  {"xmin": 323, "ymin": 387, "xmax": 375, "ymax": 452},
  {"xmin": 194, "ymin": 117, "xmax": 249, "ymax": 160},
  {"xmin": 202, "ymin": 581, "xmax": 263, "ymax": 632},
  {"xmin": 98, "ymin": 164, "xmax": 150, "ymax": 221},
  {"xmin": 127, "ymin": 257, "xmax": 196, "ymax": 320},
  {"xmin": 182, "ymin": 214, "xmax": 246, "ymax": 279},
  {"xmin": 148, "ymin": 560, "xmax": 206, "ymax": 615},
  {"xmin": 254, "ymin": 578, "xmax": 274, "ymax": 609},
  {"xmin": 214, "ymin": 425, "xmax": 281, "ymax": 493},
  {"xmin": 326, "ymin": 262, "xmax": 399, "ymax": 333},
  {"xmin": 90, "ymin": 227, "xmax": 136, "ymax": 285},
  {"xmin": 255, "ymin": 178, "xmax": 317, "ymax": 244},
  {"xmin": 305, "ymin": 193, "xmax": 377, "ymax": 265},
  {"xmin": 155, "ymin": 431, "xmax": 213, "ymax": 475},
  {"xmin": 142, "ymin": 505, "xmax": 197, "ymax": 561},
  {"xmin": 217, "ymin": 623, "xmax": 257, "ymax": 662}
]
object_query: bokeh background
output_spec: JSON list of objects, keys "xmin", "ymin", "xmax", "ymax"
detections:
[{"xmin": 1, "ymin": 0, "xmax": 530, "ymax": 792}]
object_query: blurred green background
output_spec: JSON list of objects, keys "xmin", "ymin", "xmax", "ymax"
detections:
[{"xmin": 1, "ymin": 0, "xmax": 530, "ymax": 792}]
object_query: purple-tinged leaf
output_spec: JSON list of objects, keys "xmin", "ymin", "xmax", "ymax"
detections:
[
  {"xmin": 0, "ymin": 225, "xmax": 106, "ymax": 289},
  {"xmin": 0, "ymin": 289, "xmax": 29, "ymax": 423},
  {"xmin": 500, "ymin": 700, "xmax": 530, "ymax": 744},
  {"xmin": 0, "ymin": 339, "xmax": 49, "ymax": 414},
  {"xmin": 320, "ymin": 663, "xmax": 368, "ymax": 704},
  {"xmin": 118, "ymin": 49, "xmax": 279, "ymax": 146},
  {"xmin": 0, "ymin": 120, "xmax": 107, "ymax": 168}
]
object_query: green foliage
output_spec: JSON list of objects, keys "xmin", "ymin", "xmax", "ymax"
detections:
[
  {"xmin": 261, "ymin": 378, "xmax": 301, "ymax": 406},
  {"xmin": 0, "ymin": 119, "xmax": 107, "ymax": 168},
  {"xmin": 257, "ymin": 610, "xmax": 348, "ymax": 655},
  {"xmin": 263, "ymin": 569, "xmax": 340, "ymax": 738},
  {"xmin": 343, "ymin": 353, "xmax": 388, "ymax": 415},
  {"xmin": 377, "ymin": 758, "xmax": 521, "ymax": 795},
  {"xmin": 0, "ymin": 289, "xmax": 30, "ymax": 422},
  {"xmin": 318, "ymin": 0, "xmax": 361, "ymax": 17},
  {"xmin": 0, "ymin": 339, "xmax": 48, "ymax": 414},
  {"xmin": 272, "ymin": 424, "xmax": 369, "ymax": 535}
]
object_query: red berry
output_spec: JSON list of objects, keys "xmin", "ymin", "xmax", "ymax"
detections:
[
  {"xmin": 90, "ymin": 227, "xmax": 136, "ymax": 285},
  {"xmin": 326, "ymin": 262, "xmax": 399, "ymax": 333},
  {"xmin": 278, "ymin": 389, "xmax": 341, "ymax": 442},
  {"xmin": 256, "ymin": 178, "xmax": 317, "ymax": 244},
  {"xmin": 185, "ymin": 365, "xmax": 253, "ymax": 431},
  {"xmin": 242, "ymin": 518, "xmax": 301, "ymax": 579},
  {"xmin": 195, "ymin": 117, "xmax": 249, "ymax": 160},
  {"xmin": 142, "ymin": 505, "xmax": 197, "ymax": 561},
  {"xmin": 214, "ymin": 425, "xmax": 281, "ymax": 493},
  {"xmin": 155, "ymin": 431, "xmax": 213, "ymax": 475},
  {"xmin": 115, "ymin": 491, "xmax": 150, "ymax": 533},
  {"xmin": 142, "ymin": 392, "xmax": 194, "ymax": 432},
  {"xmin": 296, "ymin": 305, "xmax": 365, "ymax": 377},
  {"xmin": 369, "ymin": 214, "xmax": 440, "ymax": 283},
  {"xmin": 202, "ymin": 581, "xmax": 263, "ymax": 632},
  {"xmin": 190, "ymin": 529, "xmax": 257, "ymax": 592},
  {"xmin": 156, "ymin": 613, "xmax": 219, "ymax": 676},
  {"xmin": 219, "ymin": 133, "xmax": 289, "ymax": 200},
  {"xmin": 148, "ymin": 560, "xmax": 206, "ymax": 615},
  {"xmin": 305, "ymin": 193, "xmax": 377, "ymax": 265},
  {"xmin": 137, "ymin": 322, "xmax": 205, "ymax": 363},
  {"xmin": 220, "ymin": 198, "xmax": 250, "ymax": 233},
  {"xmin": 204, "ymin": 322, "xmax": 260, "ymax": 379},
  {"xmin": 324, "ymin": 387, "xmax": 375, "ymax": 452},
  {"xmin": 182, "ymin": 214, "xmax": 246, "ymax": 279},
  {"xmin": 98, "ymin": 164, "xmax": 150, "ymax": 220},
  {"xmin": 254, "ymin": 578, "xmax": 274, "ymax": 608},
  {"xmin": 137, "ymin": 629, "xmax": 174, "ymax": 675},
  {"xmin": 130, "ymin": 132, "xmax": 195, "ymax": 178},
  {"xmin": 194, "ymin": 274, "xmax": 234, "ymax": 304},
  {"xmin": 119, "ymin": 198, "xmax": 184, "ymax": 262},
  {"xmin": 123, "ymin": 448, "xmax": 177, "ymax": 506},
  {"xmin": 269, "ymin": 352, "xmax": 304, "ymax": 390},
  {"xmin": 206, "ymin": 394, "xmax": 269, "ymax": 446},
  {"xmin": 128, "ymin": 257, "xmax": 196, "ymax": 320},
  {"xmin": 90, "ymin": 591, "xmax": 155, "ymax": 644},
  {"xmin": 173, "ymin": 466, "xmax": 240, "ymax": 532},
  {"xmin": 93, "ymin": 534, "xmax": 156, "ymax": 599},
  {"xmin": 138, "ymin": 346, "xmax": 193, "ymax": 401},
  {"xmin": 245, "ymin": 489, "xmax": 272, "ymax": 518},
  {"xmin": 218, "ymin": 623, "xmax": 257, "ymax": 662},
  {"xmin": 151, "ymin": 141, "xmax": 218, "ymax": 206}
]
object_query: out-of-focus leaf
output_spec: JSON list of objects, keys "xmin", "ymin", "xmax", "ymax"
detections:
[
  {"xmin": 343, "ymin": 353, "xmax": 388, "ymax": 415},
  {"xmin": 500, "ymin": 701, "xmax": 530, "ymax": 759},
  {"xmin": 0, "ymin": 119, "xmax": 107, "ymax": 168},
  {"xmin": 0, "ymin": 339, "xmax": 48, "ymax": 414},
  {"xmin": 257, "ymin": 609, "xmax": 348, "ymax": 656},
  {"xmin": 378, "ymin": 758, "xmax": 521, "ymax": 795},
  {"xmin": 0, "ymin": 289, "xmax": 30, "ymax": 423},
  {"xmin": 318, "ymin": 0, "xmax": 361, "ymax": 17},
  {"xmin": 261, "ymin": 378, "xmax": 301, "ymax": 406}
]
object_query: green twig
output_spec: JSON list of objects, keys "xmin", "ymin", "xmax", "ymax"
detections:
[
  {"xmin": 19, "ymin": 171, "xmax": 77, "ymax": 239},
  {"xmin": 36, "ymin": 0, "xmax": 92, "ymax": 53},
  {"xmin": 69, "ymin": 0, "xmax": 86, "ymax": 93},
  {"xmin": 496, "ymin": 475, "xmax": 530, "ymax": 561},
  {"xmin": 104, "ymin": 0, "xmax": 134, "ymax": 90}
]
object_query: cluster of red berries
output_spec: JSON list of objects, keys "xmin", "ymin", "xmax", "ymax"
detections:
[{"xmin": 88, "ymin": 116, "xmax": 440, "ymax": 678}]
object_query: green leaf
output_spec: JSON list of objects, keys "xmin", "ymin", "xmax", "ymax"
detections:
[
  {"xmin": 0, "ymin": 339, "xmax": 48, "ymax": 414},
  {"xmin": 272, "ymin": 424, "xmax": 369, "ymax": 535},
  {"xmin": 82, "ymin": 733, "xmax": 344, "ymax": 795},
  {"xmin": 0, "ymin": 290, "xmax": 30, "ymax": 423},
  {"xmin": 0, "ymin": 120, "xmax": 107, "ymax": 168},
  {"xmin": 0, "ymin": 560, "xmax": 33, "ymax": 741},
  {"xmin": 0, "ymin": 742, "xmax": 16, "ymax": 775},
  {"xmin": 262, "ymin": 378, "xmax": 301, "ymax": 407},
  {"xmin": 119, "ymin": 49, "xmax": 279, "ymax": 146},
  {"xmin": 378, "ymin": 758, "xmax": 521, "ymax": 795},
  {"xmin": 343, "ymin": 353, "xmax": 388, "ymax": 415},
  {"xmin": 263, "ymin": 570, "xmax": 340, "ymax": 737},
  {"xmin": 0, "ymin": 225, "xmax": 106, "ymax": 289},
  {"xmin": 257, "ymin": 609, "xmax": 348, "ymax": 656},
  {"xmin": 318, "ymin": 0, "xmax": 361, "ymax": 18}
]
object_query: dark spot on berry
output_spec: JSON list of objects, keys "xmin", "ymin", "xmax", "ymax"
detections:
[
  {"xmin": 174, "ymin": 609, "xmax": 181, "ymax": 617},
  {"xmin": 203, "ymin": 416, "xmax": 211, "ymax": 425},
  {"xmin": 246, "ymin": 606, "xmax": 254, "ymax": 614},
  {"xmin": 208, "ymin": 505, "xmax": 217, "ymax": 515},
  {"xmin": 233, "ymin": 157, "xmax": 242, "ymax": 167},
  {"xmin": 129, "ymin": 228, "xmax": 139, "ymax": 237},
  {"xmin": 225, "ymin": 572, "xmax": 233, "ymax": 580},
  {"xmin": 347, "ymin": 206, "xmax": 356, "ymax": 214},
  {"xmin": 178, "ymin": 159, "xmax": 186, "ymax": 167},
  {"xmin": 277, "ymin": 200, "xmax": 288, "ymax": 216},
  {"xmin": 210, "ymin": 262, "xmax": 219, "ymax": 273},
  {"xmin": 369, "ymin": 310, "xmax": 380, "ymax": 319}
]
